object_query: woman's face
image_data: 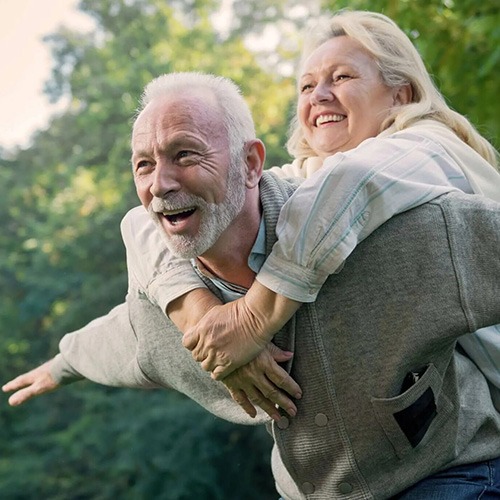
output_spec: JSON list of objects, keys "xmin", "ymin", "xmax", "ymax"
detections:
[{"xmin": 298, "ymin": 36, "xmax": 401, "ymax": 159}]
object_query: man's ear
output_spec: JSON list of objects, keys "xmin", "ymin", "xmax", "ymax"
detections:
[
  {"xmin": 393, "ymin": 83, "xmax": 413, "ymax": 106},
  {"xmin": 244, "ymin": 139, "xmax": 266, "ymax": 189}
]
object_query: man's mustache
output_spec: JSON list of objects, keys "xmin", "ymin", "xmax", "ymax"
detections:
[{"xmin": 149, "ymin": 193, "xmax": 208, "ymax": 213}]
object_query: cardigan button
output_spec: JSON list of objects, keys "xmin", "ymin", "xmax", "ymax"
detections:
[
  {"xmin": 277, "ymin": 416, "xmax": 290, "ymax": 429},
  {"xmin": 301, "ymin": 481, "xmax": 315, "ymax": 494},
  {"xmin": 314, "ymin": 413, "xmax": 328, "ymax": 427},
  {"xmin": 338, "ymin": 482, "xmax": 353, "ymax": 494}
]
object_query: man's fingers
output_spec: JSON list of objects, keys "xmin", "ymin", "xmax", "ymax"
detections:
[
  {"xmin": 2, "ymin": 373, "xmax": 33, "ymax": 393},
  {"xmin": 4, "ymin": 360, "xmax": 59, "ymax": 406},
  {"xmin": 8, "ymin": 387, "xmax": 35, "ymax": 407},
  {"xmin": 7, "ymin": 381, "xmax": 49, "ymax": 406}
]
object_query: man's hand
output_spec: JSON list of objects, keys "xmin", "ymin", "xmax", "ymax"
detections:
[
  {"xmin": 223, "ymin": 344, "xmax": 302, "ymax": 421},
  {"xmin": 183, "ymin": 281, "xmax": 301, "ymax": 379},
  {"xmin": 2, "ymin": 359, "xmax": 60, "ymax": 406}
]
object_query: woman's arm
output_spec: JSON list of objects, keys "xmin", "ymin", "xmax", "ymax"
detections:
[
  {"xmin": 184, "ymin": 132, "xmax": 468, "ymax": 377},
  {"xmin": 183, "ymin": 282, "xmax": 300, "ymax": 379}
]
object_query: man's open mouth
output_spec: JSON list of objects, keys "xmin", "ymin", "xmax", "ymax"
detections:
[{"xmin": 161, "ymin": 207, "xmax": 196, "ymax": 225}]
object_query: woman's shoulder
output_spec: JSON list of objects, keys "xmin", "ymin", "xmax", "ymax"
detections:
[
  {"xmin": 383, "ymin": 119, "xmax": 458, "ymax": 144},
  {"xmin": 267, "ymin": 156, "xmax": 324, "ymax": 179}
]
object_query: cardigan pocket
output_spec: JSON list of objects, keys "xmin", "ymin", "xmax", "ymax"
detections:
[{"xmin": 371, "ymin": 363, "xmax": 454, "ymax": 459}]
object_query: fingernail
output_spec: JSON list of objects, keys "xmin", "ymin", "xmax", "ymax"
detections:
[
  {"xmin": 295, "ymin": 392, "xmax": 302, "ymax": 399},
  {"xmin": 285, "ymin": 351, "xmax": 294, "ymax": 357},
  {"xmin": 288, "ymin": 408, "xmax": 296, "ymax": 417},
  {"xmin": 272, "ymin": 413, "xmax": 280, "ymax": 422}
]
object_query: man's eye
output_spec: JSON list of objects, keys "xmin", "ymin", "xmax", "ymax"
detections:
[
  {"xmin": 176, "ymin": 150, "xmax": 196, "ymax": 161},
  {"xmin": 137, "ymin": 160, "xmax": 151, "ymax": 169}
]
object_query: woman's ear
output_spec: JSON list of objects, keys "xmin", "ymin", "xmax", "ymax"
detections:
[
  {"xmin": 393, "ymin": 83, "xmax": 413, "ymax": 106},
  {"xmin": 244, "ymin": 139, "xmax": 266, "ymax": 188}
]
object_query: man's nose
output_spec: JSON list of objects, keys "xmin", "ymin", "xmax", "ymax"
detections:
[
  {"xmin": 150, "ymin": 161, "xmax": 182, "ymax": 198},
  {"xmin": 310, "ymin": 82, "xmax": 334, "ymax": 105}
]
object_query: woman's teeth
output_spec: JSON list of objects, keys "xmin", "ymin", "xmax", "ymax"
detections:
[{"xmin": 316, "ymin": 114, "xmax": 346, "ymax": 126}]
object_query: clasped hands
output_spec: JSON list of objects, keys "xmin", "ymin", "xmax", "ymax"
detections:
[{"xmin": 182, "ymin": 282, "xmax": 302, "ymax": 421}]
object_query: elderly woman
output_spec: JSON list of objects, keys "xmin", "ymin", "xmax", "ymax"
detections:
[{"xmin": 143, "ymin": 11, "xmax": 500, "ymax": 404}]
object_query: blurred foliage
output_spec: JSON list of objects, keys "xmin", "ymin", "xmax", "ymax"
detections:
[{"xmin": 0, "ymin": 0, "xmax": 499, "ymax": 498}]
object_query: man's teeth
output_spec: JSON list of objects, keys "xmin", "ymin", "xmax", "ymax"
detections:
[
  {"xmin": 316, "ymin": 114, "xmax": 345, "ymax": 126},
  {"xmin": 161, "ymin": 208, "xmax": 195, "ymax": 216},
  {"xmin": 159, "ymin": 207, "xmax": 196, "ymax": 225}
]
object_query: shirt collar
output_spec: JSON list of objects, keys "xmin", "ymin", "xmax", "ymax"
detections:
[
  {"xmin": 193, "ymin": 216, "xmax": 267, "ymax": 301},
  {"xmin": 248, "ymin": 215, "xmax": 266, "ymax": 273}
]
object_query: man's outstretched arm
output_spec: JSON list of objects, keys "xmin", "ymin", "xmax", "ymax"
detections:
[{"xmin": 3, "ymin": 301, "xmax": 160, "ymax": 406}]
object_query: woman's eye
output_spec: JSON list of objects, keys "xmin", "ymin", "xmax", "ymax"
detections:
[
  {"xmin": 334, "ymin": 74, "xmax": 351, "ymax": 82},
  {"xmin": 300, "ymin": 83, "xmax": 314, "ymax": 93}
]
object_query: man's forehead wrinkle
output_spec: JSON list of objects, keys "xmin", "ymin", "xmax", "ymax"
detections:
[{"xmin": 131, "ymin": 91, "xmax": 228, "ymax": 158}]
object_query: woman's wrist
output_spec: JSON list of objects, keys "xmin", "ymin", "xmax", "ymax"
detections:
[
  {"xmin": 244, "ymin": 281, "xmax": 301, "ymax": 341},
  {"xmin": 167, "ymin": 288, "xmax": 222, "ymax": 332}
]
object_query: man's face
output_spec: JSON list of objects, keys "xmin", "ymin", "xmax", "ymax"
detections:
[{"xmin": 131, "ymin": 92, "xmax": 246, "ymax": 258}]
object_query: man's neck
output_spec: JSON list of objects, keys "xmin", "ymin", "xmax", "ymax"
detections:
[{"xmin": 197, "ymin": 195, "xmax": 262, "ymax": 289}]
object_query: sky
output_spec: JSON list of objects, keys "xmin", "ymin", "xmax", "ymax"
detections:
[{"xmin": 0, "ymin": 0, "xmax": 95, "ymax": 150}]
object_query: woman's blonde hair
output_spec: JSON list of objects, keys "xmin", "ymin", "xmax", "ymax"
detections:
[{"xmin": 287, "ymin": 10, "xmax": 498, "ymax": 167}]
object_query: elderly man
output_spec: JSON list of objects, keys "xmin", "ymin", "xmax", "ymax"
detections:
[{"xmin": 5, "ymin": 73, "xmax": 500, "ymax": 500}]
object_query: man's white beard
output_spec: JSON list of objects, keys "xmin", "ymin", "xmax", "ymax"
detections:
[{"xmin": 148, "ymin": 162, "xmax": 246, "ymax": 259}]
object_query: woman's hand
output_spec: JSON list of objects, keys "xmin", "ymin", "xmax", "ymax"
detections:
[
  {"xmin": 183, "ymin": 297, "xmax": 272, "ymax": 379},
  {"xmin": 183, "ymin": 281, "xmax": 301, "ymax": 379},
  {"xmin": 2, "ymin": 359, "xmax": 60, "ymax": 406},
  {"xmin": 223, "ymin": 344, "xmax": 302, "ymax": 421}
]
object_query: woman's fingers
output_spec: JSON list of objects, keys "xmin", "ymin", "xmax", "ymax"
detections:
[
  {"xmin": 182, "ymin": 328, "xmax": 199, "ymax": 351},
  {"xmin": 246, "ymin": 389, "xmax": 281, "ymax": 421},
  {"xmin": 227, "ymin": 388, "xmax": 257, "ymax": 418},
  {"xmin": 267, "ymin": 346, "xmax": 294, "ymax": 363},
  {"xmin": 266, "ymin": 363, "xmax": 302, "ymax": 400}
]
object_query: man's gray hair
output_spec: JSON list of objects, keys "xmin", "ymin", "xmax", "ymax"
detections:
[{"xmin": 136, "ymin": 72, "xmax": 256, "ymax": 167}]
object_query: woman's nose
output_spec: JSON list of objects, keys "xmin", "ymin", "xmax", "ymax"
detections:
[{"xmin": 310, "ymin": 82, "xmax": 334, "ymax": 105}]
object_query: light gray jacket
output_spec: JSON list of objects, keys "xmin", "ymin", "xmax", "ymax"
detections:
[{"xmin": 52, "ymin": 172, "xmax": 500, "ymax": 500}]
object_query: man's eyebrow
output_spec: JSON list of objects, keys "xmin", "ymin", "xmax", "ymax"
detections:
[
  {"xmin": 131, "ymin": 150, "xmax": 149, "ymax": 162},
  {"xmin": 131, "ymin": 136, "xmax": 207, "ymax": 163}
]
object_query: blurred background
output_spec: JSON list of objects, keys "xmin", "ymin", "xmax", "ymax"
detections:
[{"xmin": 1, "ymin": 0, "xmax": 499, "ymax": 498}]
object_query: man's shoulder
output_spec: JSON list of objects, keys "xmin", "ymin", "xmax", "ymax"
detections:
[
  {"xmin": 428, "ymin": 192, "xmax": 500, "ymax": 247},
  {"xmin": 120, "ymin": 205, "xmax": 154, "ymax": 239},
  {"xmin": 429, "ymin": 191, "xmax": 500, "ymax": 221},
  {"xmin": 260, "ymin": 170, "xmax": 300, "ymax": 201}
]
